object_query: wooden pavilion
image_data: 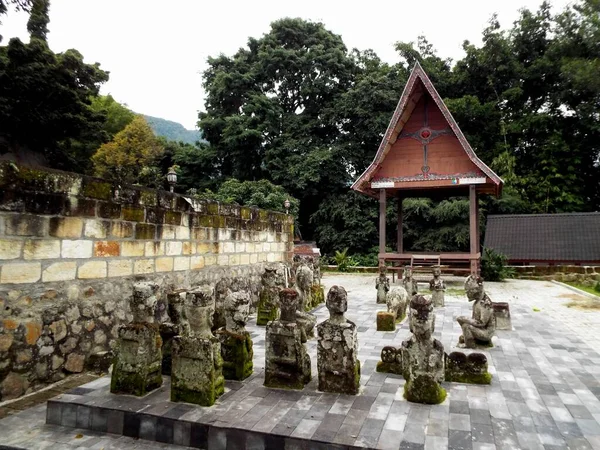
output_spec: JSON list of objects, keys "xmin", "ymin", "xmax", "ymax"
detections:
[{"xmin": 352, "ymin": 62, "xmax": 503, "ymax": 274}]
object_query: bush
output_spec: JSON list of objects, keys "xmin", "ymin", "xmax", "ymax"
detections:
[
  {"xmin": 595, "ymin": 281, "xmax": 600, "ymax": 293},
  {"xmin": 481, "ymin": 248, "xmax": 515, "ymax": 281},
  {"xmin": 334, "ymin": 248, "xmax": 358, "ymax": 272}
]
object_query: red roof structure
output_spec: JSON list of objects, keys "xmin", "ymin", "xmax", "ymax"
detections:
[{"xmin": 352, "ymin": 63, "xmax": 503, "ymax": 274}]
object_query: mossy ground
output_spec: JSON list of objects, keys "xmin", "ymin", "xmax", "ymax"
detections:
[
  {"xmin": 403, "ymin": 376, "xmax": 447, "ymax": 404},
  {"xmin": 377, "ymin": 312, "xmax": 395, "ymax": 331},
  {"xmin": 445, "ymin": 371, "xmax": 492, "ymax": 385}
]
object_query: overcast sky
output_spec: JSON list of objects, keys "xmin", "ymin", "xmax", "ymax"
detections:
[{"xmin": 2, "ymin": 0, "xmax": 572, "ymax": 129}]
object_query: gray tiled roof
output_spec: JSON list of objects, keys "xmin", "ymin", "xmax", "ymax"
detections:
[{"xmin": 484, "ymin": 212, "xmax": 600, "ymax": 262}]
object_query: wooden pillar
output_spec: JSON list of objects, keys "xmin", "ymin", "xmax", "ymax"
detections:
[
  {"xmin": 379, "ymin": 189, "xmax": 386, "ymax": 261},
  {"xmin": 469, "ymin": 185, "xmax": 478, "ymax": 275},
  {"xmin": 397, "ymin": 193, "xmax": 403, "ymax": 254}
]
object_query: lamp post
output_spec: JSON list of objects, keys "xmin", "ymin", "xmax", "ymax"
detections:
[
  {"xmin": 284, "ymin": 198, "xmax": 290, "ymax": 215},
  {"xmin": 167, "ymin": 168, "xmax": 177, "ymax": 193}
]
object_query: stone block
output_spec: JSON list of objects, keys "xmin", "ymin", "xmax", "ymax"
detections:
[
  {"xmin": 42, "ymin": 261, "xmax": 76, "ymax": 282},
  {"xmin": 190, "ymin": 256, "xmax": 204, "ymax": 270},
  {"xmin": 218, "ymin": 331, "xmax": 253, "ymax": 381},
  {"xmin": 0, "ymin": 333, "xmax": 14, "ymax": 352},
  {"xmin": 145, "ymin": 241, "xmax": 165, "ymax": 256},
  {"xmin": 25, "ymin": 321, "xmax": 42, "ymax": 345},
  {"xmin": 377, "ymin": 311, "xmax": 396, "ymax": 332},
  {"xmin": 5, "ymin": 215, "xmax": 48, "ymax": 237},
  {"xmin": 174, "ymin": 256, "xmax": 190, "ymax": 271},
  {"xmin": 62, "ymin": 240, "xmax": 93, "ymax": 258},
  {"xmin": 0, "ymin": 239, "xmax": 22, "ymax": 259},
  {"xmin": 1, "ymin": 372, "xmax": 28, "ymax": 400},
  {"xmin": 267, "ymin": 253, "xmax": 276, "ymax": 262},
  {"xmin": 182, "ymin": 242, "xmax": 194, "ymax": 255},
  {"xmin": 84, "ymin": 220, "xmax": 109, "ymax": 238},
  {"xmin": 23, "ymin": 239, "xmax": 60, "ymax": 259},
  {"xmin": 49, "ymin": 217, "xmax": 83, "ymax": 238},
  {"xmin": 229, "ymin": 254, "xmax": 240, "ymax": 265},
  {"xmin": 108, "ymin": 260, "xmax": 133, "ymax": 277},
  {"xmin": 158, "ymin": 225, "xmax": 176, "ymax": 239},
  {"xmin": 122, "ymin": 206, "xmax": 145, "ymax": 222},
  {"xmin": 78, "ymin": 261, "xmax": 107, "ymax": 279},
  {"xmin": 0, "ymin": 262, "xmax": 41, "ymax": 283},
  {"xmin": 94, "ymin": 241, "xmax": 120, "ymax": 257},
  {"xmin": 135, "ymin": 223, "xmax": 156, "ymax": 240},
  {"xmin": 65, "ymin": 353, "xmax": 85, "ymax": 373},
  {"xmin": 191, "ymin": 227, "xmax": 207, "ymax": 241},
  {"xmin": 250, "ymin": 254, "xmax": 258, "ymax": 264},
  {"xmin": 217, "ymin": 255, "xmax": 229, "ymax": 266},
  {"xmin": 240, "ymin": 254, "xmax": 250, "ymax": 265},
  {"xmin": 166, "ymin": 241, "xmax": 182, "ymax": 256},
  {"xmin": 204, "ymin": 255, "xmax": 217, "ymax": 266},
  {"xmin": 175, "ymin": 226, "xmax": 190, "ymax": 240},
  {"xmin": 121, "ymin": 241, "xmax": 145, "ymax": 257},
  {"xmin": 110, "ymin": 222, "xmax": 133, "ymax": 238},
  {"xmin": 197, "ymin": 242, "xmax": 217, "ymax": 254},
  {"xmin": 492, "ymin": 302, "xmax": 512, "ymax": 330},
  {"xmin": 156, "ymin": 257, "xmax": 174, "ymax": 272},
  {"xmin": 134, "ymin": 259, "xmax": 155, "ymax": 274}
]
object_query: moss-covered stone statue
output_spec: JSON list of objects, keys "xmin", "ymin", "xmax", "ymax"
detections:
[
  {"xmin": 377, "ymin": 286, "xmax": 409, "ymax": 331},
  {"xmin": 429, "ymin": 266, "xmax": 446, "ymax": 307},
  {"xmin": 256, "ymin": 264, "xmax": 285, "ymax": 325},
  {"xmin": 376, "ymin": 265, "xmax": 390, "ymax": 304},
  {"xmin": 445, "ymin": 351, "xmax": 491, "ymax": 384},
  {"xmin": 317, "ymin": 286, "xmax": 360, "ymax": 394},
  {"xmin": 295, "ymin": 263, "xmax": 314, "ymax": 311},
  {"xmin": 264, "ymin": 288, "xmax": 311, "ymax": 389},
  {"xmin": 171, "ymin": 286, "xmax": 225, "ymax": 406},
  {"xmin": 402, "ymin": 265, "xmax": 418, "ymax": 296},
  {"xmin": 159, "ymin": 290, "xmax": 187, "ymax": 375},
  {"xmin": 111, "ymin": 282, "xmax": 163, "ymax": 396},
  {"xmin": 457, "ymin": 275, "xmax": 496, "ymax": 348},
  {"xmin": 216, "ymin": 290, "xmax": 253, "ymax": 381}
]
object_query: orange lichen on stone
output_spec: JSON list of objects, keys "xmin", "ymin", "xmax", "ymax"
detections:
[
  {"xmin": 94, "ymin": 241, "xmax": 120, "ymax": 257},
  {"xmin": 3, "ymin": 319, "xmax": 19, "ymax": 331},
  {"xmin": 25, "ymin": 321, "xmax": 42, "ymax": 345}
]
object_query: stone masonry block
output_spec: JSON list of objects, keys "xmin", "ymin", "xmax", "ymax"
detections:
[
  {"xmin": 134, "ymin": 259, "xmax": 155, "ymax": 274},
  {"xmin": 190, "ymin": 256, "xmax": 204, "ymax": 270},
  {"xmin": 145, "ymin": 241, "xmax": 165, "ymax": 257},
  {"xmin": 155, "ymin": 257, "xmax": 174, "ymax": 272},
  {"xmin": 158, "ymin": 225, "xmax": 176, "ymax": 239},
  {"xmin": 0, "ymin": 239, "xmax": 22, "ymax": 259},
  {"xmin": 121, "ymin": 241, "xmax": 145, "ymax": 257},
  {"xmin": 93, "ymin": 241, "xmax": 120, "ymax": 257},
  {"xmin": 166, "ymin": 242, "xmax": 182, "ymax": 256},
  {"xmin": 182, "ymin": 242, "xmax": 194, "ymax": 255},
  {"xmin": 62, "ymin": 240, "xmax": 93, "ymax": 258},
  {"xmin": 1, "ymin": 262, "xmax": 41, "ymax": 283},
  {"xmin": 23, "ymin": 240, "xmax": 60, "ymax": 260},
  {"xmin": 229, "ymin": 254, "xmax": 240, "ymax": 266},
  {"xmin": 250, "ymin": 254, "xmax": 258, "ymax": 264},
  {"xmin": 204, "ymin": 255, "xmax": 216, "ymax": 266},
  {"xmin": 42, "ymin": 261, "xmax": 76, "ymax": 282},
  {"xmin": 175, "ymin": 226, "xmax": 190, "ymax": 240},
  {"xmin": 240, "ymin": 254, "xmax": 250, "ymax": 265},
  {"xmin": 235, "ymin": 243, "xmax": 246, "ymax": 252},
  {"xmin": 174, "ymin": 256, "xmax": 190, "ymax": 271},
  {"xmin": 220, "ymin": 242, "xmax": 235, "ymax": 253},
  {"xmin": 49, "ymin": 217, "xmax": 82, "ymax": 239},
  {"xmin": 197, "ymin": 242, "xmax": 217, "ymax": 254},
  {"xmin": 267, "ymin": 253, "xmax": 276, "ymax": 262},
  {"xmin": 110, "ymin": 222, "xmax": 133, "ymax": 238},
  {"xmin": 84, "ymin": 220, "xmax": 109, "ymax": 238},
  {"xmin": 78, "ymin": 261, "xmax": 107, "ymax": 279},
  {"xmin": 217, "ymin": 255, "xmax": 229, "ymax": 266},
  {"xmin": 5, "ymin": 215, "xmax": 48, "ymax": 237},
  {"xmin": 108, "ymin": 260, "xmax": 133, "ymax": 277}
]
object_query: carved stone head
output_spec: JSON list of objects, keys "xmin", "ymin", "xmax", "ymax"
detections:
[
  {"xmin": 432, "ymin": 265, "xmax": 441, "ymax": 278},
  {"xmin": 326, "ymin": 285, "xmax": 348, "ymax": 316},
  {"xmin": 185, "ymin": 286, "xmax": 215, "ymax": 338},
  {"xmin": 404, "ymin": 266, "xmax": 413, "ymax": 279},
  {"xmin": 409, "ymin": 295, "xmax": 435, "ymax": 339},
  {"xmin": 465, "ymin": 275, "xmax": 485, "ymax": 302},
  {"xmin": 224, "ymin": 291, "xmax": 250, "ymax": 333},
  {"xmin": 131, "ymin": 282, "xmax": 159, "ymax": 323},
  {"xmin": 262, "ymin": 265, "xmax": 278, "ymax": 288},
  {"xmin": 279, "ymin": 288, "xmax": 299, "ymax": 322}
]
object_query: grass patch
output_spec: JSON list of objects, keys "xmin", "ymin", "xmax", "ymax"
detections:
[
  {"xmin": 446, "ymin": 288, "xmax": 466, "ymax": 296},
  {"xmin": 532, "ymin": 307, "xmax": 541, "ymax": 312},
  {"xmin": 563, "ymin": 282, "xmax": 600, "ymax": 297}
]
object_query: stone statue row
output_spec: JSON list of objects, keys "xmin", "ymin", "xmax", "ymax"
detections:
[{"xmin": 376, "ymin": 265, "xmax": 445, "ymax": 308}]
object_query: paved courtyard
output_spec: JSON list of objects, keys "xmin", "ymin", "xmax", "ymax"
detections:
[{"xmin": 1, "ymin": 274, "xmax": 600, "ymax": 449}]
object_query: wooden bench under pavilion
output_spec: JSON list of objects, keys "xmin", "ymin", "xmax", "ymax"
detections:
[{"xmin": 351, "ymin": 62, "xmax": 503, "ymax": 275}]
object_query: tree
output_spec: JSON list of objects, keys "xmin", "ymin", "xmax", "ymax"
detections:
[{"xmin": 92, "ymin": 116, "xmax": 165, "ymax": 186}]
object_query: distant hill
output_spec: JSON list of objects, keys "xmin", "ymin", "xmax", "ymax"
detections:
[{"xmin": 142, "ymin": 115, "xmax": 203, "ymax": 145}]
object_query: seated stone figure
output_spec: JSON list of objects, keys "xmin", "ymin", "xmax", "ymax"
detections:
[
  {"xmin": 256, "ymin": 264, "xmax": 285, "ymax": 325},
  {"xmin": 317, "ymin": 286, "xmax": 360, "ymax": 394},
  {"xmin": 376, "ymin": 265, "xmax": 390, "ymax": 304},
  {"xmin": 429, "ymin": 266, "xmax": 446, "ymax": 307},
  {"xmin": 171, "ymin": 286, "xmax": 225, "ymax": 406},
  {"xmin": 402, "ymin": 265, "xmax": 418, "ymax": 296},
  {"xmin": 264, "ymin": 288, "xmax": 311, "ymax": 389},
  {"xmin": 295, "ymin": 263, "xmax": 314, "ymax": 311},
  {"xmin": 401, "ymin": 295, "xmax": 446, "ymax": 404},
  {"xmin": 216, "ymin": 290, "xmax": 253, "ymax": 381},
  {"xmin": 111, "ymin": 282, "xmax": 163, "ymax": 396},
  {"xmin": 457, "ymin": 275, "xmax": 496, "ymax": 348}
]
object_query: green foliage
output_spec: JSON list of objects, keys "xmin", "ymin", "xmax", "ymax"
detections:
[
  {"xmin": 334, "ymin": 248, "xmax": 352, "ymax": 272},
  {"xmin": 481, "ymin": 248, "xmax": 515, "ymax": 282},
  {"xmin": 595, "ymin": 282, "xmax": 600, "ymax": 294},
  {"xmin": 143, "ymin": 115, "xmax": 203, "ymax": 145}
]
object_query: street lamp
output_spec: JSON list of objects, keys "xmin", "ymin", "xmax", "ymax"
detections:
[
  {"xmin": 284, "ymin": 198, "xmax": 290, "ymax": 214},
  {"xmin": 167, "ymin": 168, "xmax": 177, "ymax": 193}
]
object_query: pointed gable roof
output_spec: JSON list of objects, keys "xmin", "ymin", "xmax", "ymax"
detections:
[{"xmin": 352, "ymin": 62, "xmax": 503, "ymax": 198}]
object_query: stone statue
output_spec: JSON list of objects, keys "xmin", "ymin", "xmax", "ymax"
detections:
[
  {"xmin": 264, "ymin": 288, "xmax": 311, "ymax": 389},
  {"xmin": 213, "ymin": 278, "xmax": 230, "ymax": 331},
  {"xmin": 216, "ymin": 290, "xmax": 253, "ymax": 380},
  {"xmin": 457, "ymin": 275, "xmax": 496, "ymax": 348},
  {"xmin": 377, "ymin": 285, "xmax": 409, "ymax": 331},
  {"xmin": 111, "ymin": 282, "xmax": 162, "ymax": 396},
  {"xmin": 295, "ymin": 263, "xmax": 314, "ymax": 311},
  {"xmin": 376, "ymin": 266, "xmax": 390, "ymax": 304},
  {"xmin": 400, "ymin": 295, "xmax": 446, "ymax": 404},
  {"xmin": 256, "ymin": 264, "xmax": 285, "ymax": 325},
  {"xmin": 429, "ymin": 266, "xmax": 446, "ymax": 307},
  {"xmin": 171, "ymin": 286, "xmax": 225, "ymax": 406},
  {"xmin": 160, "ymin": 290, "xmax": 187, "ymax": 375},
  {"xmin": 317, "ymin": 286, "xmax": 360, "ymax": 394},
  {"xmin": 402, "ymin": 265, "xmax": 418, "ymax": 296}
]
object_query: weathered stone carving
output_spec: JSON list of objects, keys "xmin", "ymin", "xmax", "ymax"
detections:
[
  {"xmin": 216, "ymin": 290, "xmax": 253, "ymax": 380},
  {"xmin": 429, "ymin": 266, "xmax": 446, "ymax": 307},
  {"xmin": 402, "ymin": 265, "xmax": 418, "ymax": 296},
  {"xmin": 213, "ymin": 278, "xmax": 230, "ymax": 332},
  {"xmin": 256, "ymin": 264, "xmax": 285, "ymax": 326},
  {"xmin": 457, "ymin": 276, "xmax": 496, "ymax": 348},
  {"xmin": 445, "ymin": 352, "xmax": 491, "ymax": 384},
  {"xmin": 376, "ymin": 266, "xmax": 390, "ymax": 304},
  {"xmin": 317, "ymin": 286, "xmax": 360, "ymax": 394},
  {"xmin": 377, "ymin": 286, "xmax": 409, "ymax": 331},
  {"xmin": 159, "ymin": 290, "xmax": 186, "ymax": 375},
  {"xmin": 295, "ymin": 263, "xmax": 314, "ymax": 311},
  {"xmin": 492, "ymin": 302, "xmax": 512, "ymax": 330},
  {"xmin": 171, "ymin": 286, "xmax": 224, "ymax": 406},
  {"xmin": 264, "ymin": 288, "xmax": 311, "ymax": 389},
  {"xmin": 111, "ymin": 282, "xmax": 162, "ymax": 396}
]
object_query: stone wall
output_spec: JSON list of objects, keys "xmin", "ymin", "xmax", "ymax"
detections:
[
  {"xmin": 510, "ymin": 265, "xmax": 600, "ymax": 282},
  {"xmin": 0, "ymin": 163, "xmax": 293, "ymax": 400}
]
